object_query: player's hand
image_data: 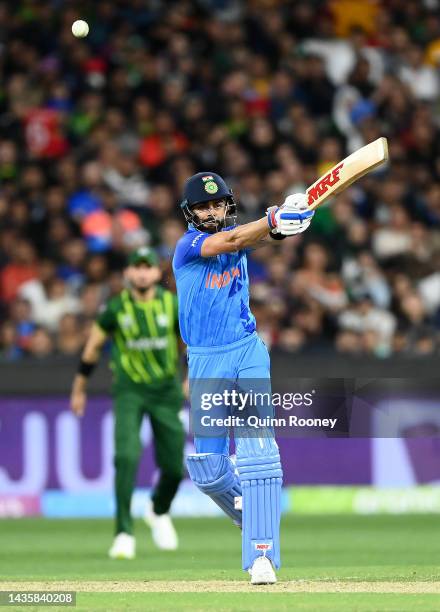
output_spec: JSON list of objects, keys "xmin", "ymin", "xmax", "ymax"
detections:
[
  {"xmin": 267, "ymin": 193, "xmax": 314, "ymax": 236},
  {"xmin": 70, "ymin": 389, "xmax": 87, "ymax": 417}
]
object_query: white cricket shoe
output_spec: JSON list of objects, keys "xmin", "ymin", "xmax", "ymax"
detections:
[
  {"xmin": 250, "ymin": 556, "xmax": 277, "ymax": 585},
  {"xmin": 144, "ymin": 501, "xmax": 178, "ymax": 550},
  {"xmin": 108, "ymin": 533, "xmax": 136, "ymax": 559}
]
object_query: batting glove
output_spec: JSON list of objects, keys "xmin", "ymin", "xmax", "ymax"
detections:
[{"xmin": 267, "ymin": 193, "xmax": 314, "ymax": 236}]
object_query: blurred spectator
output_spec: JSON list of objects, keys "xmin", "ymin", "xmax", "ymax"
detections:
[
  {"xmin": 32, "ymin": 279, "xmax": 80, "ymax": 332},
  {"xmin": 398, "ymin": 44, "xmax": 440, "ymax": 102},
  {"xmin": 19, "ymin": 259, "xmax": 57, "ymax": 319},
  {"xmin": 372, "ymin": 205, "xmax": 413, "ymax": 260},
  {"xmin": 338, "ymin": 295, "xmax": 396, "ymax": 357},
  {"xmin": 0, "ymin": 321, "xmax": 22, "ymax": 361},
  {"xmin": 56, "ymin": 314, "xmax": 84, "ymax": 356},
  {"xmin": 335, "ymin": 329, "xmax": 362, "ymax": 355},
  {"xmin": 139, "ymin": 111, "xmax": 188, "ymax": 169},
  {"xmin": 278, "ymin": 327, "xmax": 307, "ymax": 353},
  {"xmin": 28, "ymin": 328, "xmax": 54, "ymax": 359},
  {"xmin": 9, "ymin": 298, "xmax": 35, "ymax": 351},
  {"xmin": 0, "ymin": 240, "xmax": 38, "ymax": 304},
  {"xmin": 80, "ymin": 284, "xmax": 105, "ymax": 319},
  {"xmin": 58, "ymin": 239, "xmax": 87, "ymax": 292},
  {"xmin": 342, "ymin": 252, "xmax": 391, "ymax": 308}
]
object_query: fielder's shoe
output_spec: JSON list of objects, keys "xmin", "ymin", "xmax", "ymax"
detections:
[
  {"xmin": 108, "ymin": 533, "xmax": 136, "ymax": 559},
  {"xmin": 250, "ymin": 556, "xmax": 277, "ymax": 585},
  {"xmin": 144, "ymin": 501, "xmax": 178, "ymax": 550}
]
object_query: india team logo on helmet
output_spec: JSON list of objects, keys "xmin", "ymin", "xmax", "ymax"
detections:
[{"xmin": 204, "ymin": 181, "xmax": 218, "ymax": 194}]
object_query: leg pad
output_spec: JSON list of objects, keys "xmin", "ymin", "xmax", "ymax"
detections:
[
  {"xmin": 237, "ymin": 453, "xmax": 283, "ymax": 570},
  {"xmin": 187, "ymin": 453, "xmax": 242, "ymax": 525}
]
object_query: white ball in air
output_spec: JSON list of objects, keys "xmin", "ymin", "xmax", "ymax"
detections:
[{"xmin": 72, "ymin": 20, "xmax": 89, "ymax": 38}]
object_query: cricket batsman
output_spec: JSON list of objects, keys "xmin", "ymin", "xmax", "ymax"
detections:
[
  {"xmin": 173, "ymin": 172, "xmax": 314, "ymax": 584},
  {"xmin": 70, "ymin": 247, "xmax": 185, "ymax": 559}
]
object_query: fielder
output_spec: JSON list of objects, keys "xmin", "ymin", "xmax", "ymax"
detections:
[
  {"xmin": 70, "ymin": 247, "xmax": 185, "ymax": 559},
  {"xmin": 173, "ymin": 172, "xmax": 314, "ymax": 584}
]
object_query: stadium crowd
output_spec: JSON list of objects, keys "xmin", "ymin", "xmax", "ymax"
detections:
[{"xmin": 1, "ymin": 0, "xmax": 440, "ymax": 360}]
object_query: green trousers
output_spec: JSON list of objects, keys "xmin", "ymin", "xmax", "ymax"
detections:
[{"xmin": 113, "ymin": 382, "xmax": 185, "ymax": 535}]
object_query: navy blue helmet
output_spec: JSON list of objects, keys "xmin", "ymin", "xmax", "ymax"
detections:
[{"xmin": 180, "ymin": 172, "xmax": 237, "ymax": 233}]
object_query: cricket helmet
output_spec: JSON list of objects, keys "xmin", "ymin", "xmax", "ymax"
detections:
[{"xmin": 180, "ymin": 171, "xmax": 237, "ymax": 232}]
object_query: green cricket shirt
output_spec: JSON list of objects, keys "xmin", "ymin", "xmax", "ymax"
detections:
[{"xmin": 96, "ymin": 287, "xmax": 180, "ymax": 389}]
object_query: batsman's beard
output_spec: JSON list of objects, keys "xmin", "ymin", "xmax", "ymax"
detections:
[{"xmin": 195, "ymin": 204, "xmax": 236, "ymax": 234}]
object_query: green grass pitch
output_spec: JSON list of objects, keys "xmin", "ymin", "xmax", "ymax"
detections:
[{"xmin": 1, "ymin": 515, "xmax": 440, "ymax": 610}]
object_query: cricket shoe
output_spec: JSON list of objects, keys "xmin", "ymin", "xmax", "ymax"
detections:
[
  {"xmin": 144, "ymin": 501, "xmax": 178, "ymax": 550},
  {"xmin": 249, "ymin": 556, "xmax": 277, "ymax": 585},
  {"xmin": 108, "ymin": 533, "xmax": 136, "ymax": 559}
]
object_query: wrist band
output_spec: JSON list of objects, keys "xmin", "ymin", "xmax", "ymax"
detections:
[
  {"xmin": 267, "ymin": 208, "xmax": 278, "ymax": 230},
  {"xmin": 77, "ymin": 360, "xmax": 96, "ymax": 377}
]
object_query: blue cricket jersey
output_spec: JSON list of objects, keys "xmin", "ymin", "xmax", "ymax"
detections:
[{"xmin": 172, "ymin": 227, "xmax": 257, "ymax": 347}]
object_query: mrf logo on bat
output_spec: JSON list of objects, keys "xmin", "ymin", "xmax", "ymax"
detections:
[{"xmin": 307, "ymin": 162, "xmax": 344, "ymax": 206}]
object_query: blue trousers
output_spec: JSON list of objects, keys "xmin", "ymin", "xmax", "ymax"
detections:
[{"xmin": 186, "ymin": 332, "xmax": 283, "ymax": 570}]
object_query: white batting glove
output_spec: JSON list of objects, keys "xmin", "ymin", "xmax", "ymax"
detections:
[{"xmin": 266, "ymin": 193, "xmax": 314, "ymax": 236}]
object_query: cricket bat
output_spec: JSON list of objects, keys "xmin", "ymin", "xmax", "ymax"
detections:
[{"xmin": 306, "ymin": 137, "xmax": 389, "ymax": 210}]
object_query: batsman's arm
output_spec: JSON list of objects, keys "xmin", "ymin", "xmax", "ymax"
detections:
[
  {"xmin": 70, "ymin": 323, "xmax": 108, "ymax": 417},
  {"xmin": 201, "ymin": 217, "xmax": 270, "ymax": 256},
  {"xmin": 200, "ymin": 194, "xmax": 314, "ymax": 257}
]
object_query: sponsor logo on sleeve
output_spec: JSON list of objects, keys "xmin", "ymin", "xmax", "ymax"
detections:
[{"xmin": 191, "ymin": 233, "xmax": 204, "ymax": 248}]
